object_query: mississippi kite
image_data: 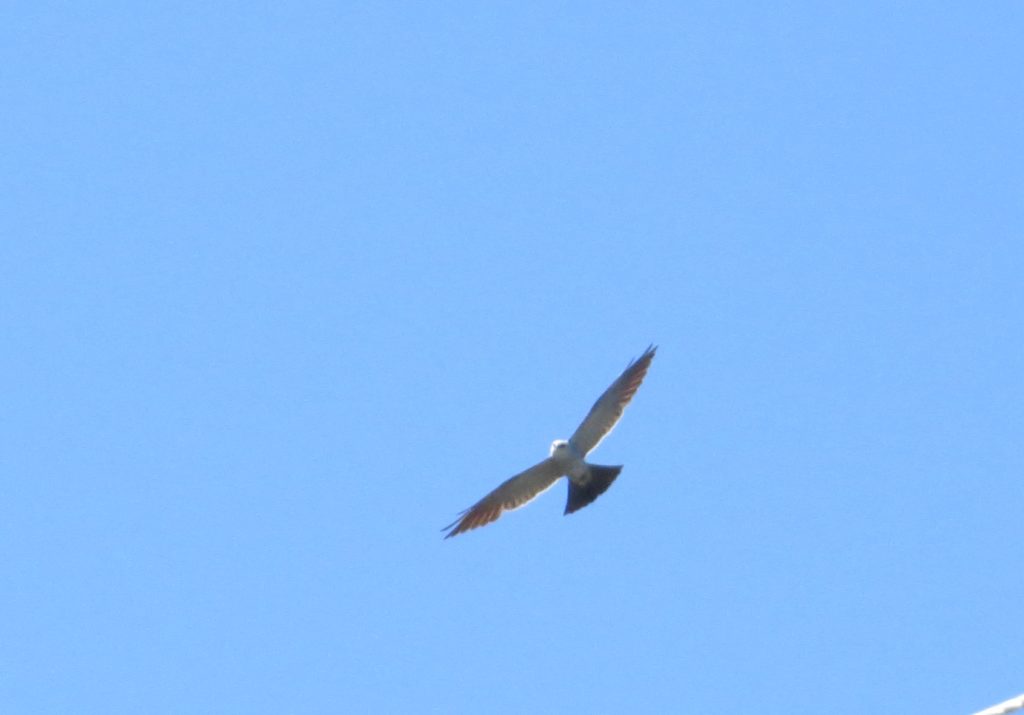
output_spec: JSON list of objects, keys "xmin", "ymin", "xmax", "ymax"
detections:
[{"xmin": 443, "ymin": 345, "xmax": 657, "ymax": 538}]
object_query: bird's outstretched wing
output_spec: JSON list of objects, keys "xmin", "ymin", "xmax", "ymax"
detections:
[
  {"xmin": 569, "ymin": 345, "xmax": 657, "ymax": 456},
  {"xmin": 443, "ymin": 458, "xmax": 564, "ymax": 538}
]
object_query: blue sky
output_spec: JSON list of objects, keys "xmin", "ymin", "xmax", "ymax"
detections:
[{"xmin": 2, "ymin": 2, "xmax": 1022, "ymax": 713}]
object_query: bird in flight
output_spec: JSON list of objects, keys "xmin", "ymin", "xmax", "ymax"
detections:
[{"xmin": 443, "ymin": 345, "xmax": 657, "ymax": 538}]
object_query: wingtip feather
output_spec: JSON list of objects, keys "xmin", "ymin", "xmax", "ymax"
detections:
[{"xmin": 442, "ymin": 503, "xmax": 502, "ymax": 539}]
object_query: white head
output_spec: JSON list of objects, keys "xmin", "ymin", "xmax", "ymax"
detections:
[{"xmin": 549, "ymin": 439, "xmax": 571, "ymax": 457}]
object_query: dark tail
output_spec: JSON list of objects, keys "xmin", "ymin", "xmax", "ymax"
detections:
[{"xmin": 565, "ymin": 464, "xmax": 622, "ymax": 515}]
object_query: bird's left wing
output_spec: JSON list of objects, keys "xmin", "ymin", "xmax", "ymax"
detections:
[
  {"xmin": 569, "ymin": 345, "xmax": 656, "ymax": 456},
  {"xmin": 443, "ymin": 458, "xmax": 564, "ymax": 538}
]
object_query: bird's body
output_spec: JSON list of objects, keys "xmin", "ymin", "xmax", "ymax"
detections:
[
  {"xmin": 444, "ymin": 345, "xmax": 656, "ymax": 538},
  {"xmin": 550, "ymin": 440, "xmax": 585, "ymax": 478}
]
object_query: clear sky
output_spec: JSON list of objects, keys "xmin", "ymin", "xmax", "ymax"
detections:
[{"xmin": 3, "ymin": 3, "xmax": 1021, "ymax": 713}]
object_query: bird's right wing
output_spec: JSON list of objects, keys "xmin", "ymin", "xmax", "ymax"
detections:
[{"xmin": 443, "ymin": 458, "xmax": 564, "ymax": 538}]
